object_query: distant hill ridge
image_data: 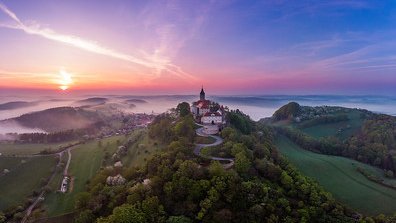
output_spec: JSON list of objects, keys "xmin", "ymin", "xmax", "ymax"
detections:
[
  {"xmin": 124, "ymin": 99, "xmax": 147, "ymax": 104},
  {"xmin": 0, "ymin": 101, "xmax": 38, "ymax": 110},
  {"xmin": 74, "ymin": 97, "xmax": 108, "ymax": 107},
  {"xmin": 12, "ymin": 106, "xmax": 102, "ymax": 132}
]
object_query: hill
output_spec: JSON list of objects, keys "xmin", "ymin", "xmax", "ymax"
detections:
[
  {"xmin": 5, "ymin": 104, "xmax": 396, "ymax": 223},
  {"xmin": 271, "ymin": 102, "xmax": 396, "ymax": 178},
  {"xmin": 0, "ymin": 101, "xmax": 38, "ymax": 110},
  {"xmin": 59, "ymin": 108, "xmax": 362, "ymax": 223},
  {"xmin": 12, "ymin": 107, "xmax": 102, "ymax": 132},
  {"xmin": 74, "ymin": 97, "xmax": 108, "ymax": 107},
  {"xmin": 275, "ymin": 135, "xmax": 396, "ymax": 215},
  {"xmin": 272, "ymin": 102, "xmax": 301, "ymax": 121},
  {"xmin": 125, "ymin": 99, "xmax": 148, "ymax": 104}
]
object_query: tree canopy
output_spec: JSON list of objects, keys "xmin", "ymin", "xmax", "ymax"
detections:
[{"xmin": 273, "ymin": 102, "xmax": 301, "ymax": 121}]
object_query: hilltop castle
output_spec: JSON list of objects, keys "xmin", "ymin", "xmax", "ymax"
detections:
[{"xmin": 191, "ymin": 87, "xmax": 225, "ymax": 125}]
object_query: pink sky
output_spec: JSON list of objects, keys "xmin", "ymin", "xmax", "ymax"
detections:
[{"xmin": 0, "ymin": 1, "xmax": 395, "ymax": 95}]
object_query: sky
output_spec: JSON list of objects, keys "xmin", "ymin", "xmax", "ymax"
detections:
[{"xmin": 0, "ymin": 0, "xmax": 395, "ymax": 95}]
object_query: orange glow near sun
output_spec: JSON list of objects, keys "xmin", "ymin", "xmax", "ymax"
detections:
[{"xmin": 58, "ymin": 69, "xmax": 73, "ymax": 90}]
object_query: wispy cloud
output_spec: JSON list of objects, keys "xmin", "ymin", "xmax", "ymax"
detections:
[
  {"xmin": 0, "ymin": 69, "xmax": 54, "ymax": 79},
  {"xmin": 271, "ymin": 0, "xmax": 374, "ymax": 22},
  {"xmin": 0, "ymin": 2, "xmax": 196, "ymax": 81}
]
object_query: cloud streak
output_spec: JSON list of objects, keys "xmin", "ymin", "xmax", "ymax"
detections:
[{"xmin": 0, "ymin": 2, "xmax": 196, "ymax": 81}]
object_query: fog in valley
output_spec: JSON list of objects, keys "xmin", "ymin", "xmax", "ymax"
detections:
[{"xmin": 1, "ymin": 93, "xmax": 396, "ymax": 135}]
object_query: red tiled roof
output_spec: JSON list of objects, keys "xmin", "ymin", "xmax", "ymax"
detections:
[{"xmin": 193, "ymin": 99, "xmax": 211, "ymax": 108}]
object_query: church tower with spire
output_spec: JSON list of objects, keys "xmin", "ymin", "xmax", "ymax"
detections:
[
  {"xmin": 200, "ymin": 86, "xmax": 205, "ymax": 101},
  {"xmin": 191, "ymin": 86, "xmax": 225, "ymax": 128}
]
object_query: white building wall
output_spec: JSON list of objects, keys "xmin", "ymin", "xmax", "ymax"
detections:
[
  {"xmin": 201, "ymin": 115, "xmax": 222, "ymax": 124},
  {"xmin": 191, "ymin": 106, "xmax": 198, "ymax": 116},
  {"xmin": 199, "ymin": 108, "xmax": 210, "ymax": 116}
]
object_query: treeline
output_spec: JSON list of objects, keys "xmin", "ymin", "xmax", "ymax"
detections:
[
  {"xmin": 356, "ymin": 167, "xmax": 396, "ymax": 190},
  {"xmin": 273, "ymin": 102, "xmax": 301, "ymax": 121},
  {"xmin": 226, "ymin": 109, "xmax": 254, "ymax": 134},
  {"xmin": 276, "ymin": 127, "xmax": 345, "ymax": 156},
  {"xmin": 346, "ymin": 114, "xmax": 396, "ymax": 172},
  {"xmin": 68, "ymin": 107, "xmax": 375, "ymax": 223},
  {"xmin": 18, "ymin": 127, "xmax": 98, "ymax": 143},
  {"xmin": 276, "ymin": 125, "xmax": 395, "ymax": 173},
  {"xmin": 148, "ymin": 113, "xmax": 195, "ymax": 144},
  {"xmin": 297, "ymin": 114, "xmax": 349, "ymax": 128}
]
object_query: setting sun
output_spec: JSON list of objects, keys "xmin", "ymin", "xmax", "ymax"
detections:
[
  {"xmin": 59, "ymin": 85, "xmax": 68, "ymax": 90},
  {"xmin": 58, "ymin": 69, "xmax": 73, "ymax": 90}
]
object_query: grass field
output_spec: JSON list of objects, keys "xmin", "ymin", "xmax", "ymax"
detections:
[
  {"xmin": 43, "ymin": 130, "xmax": 164, "ymax": 217},
  {"xmin": 43, "ymin": 135, "xmax": 124, "ymax": 216},
  {"xmin": 0, "ymin": 156, "xmax": 56, "ymax": 210},
  {"xmin": 46, "ymin": 153, "xmax": 69, "ymax": 192},
  {"xmin": 362, "ymin": 165, "xmax": 396, "ymax": 187},
  {"xmin": 0, "ymin": 157, "xmax": 25, "ymax": 171},
  {"xmin": 275, "ymin": 135, "xmax": 396, "ymax": 215},
  {"xmin": 0, "ymin": 141, "xmax": 76, "ymax": 156},
  {"xmin": 121, "ymin": 129, "xmax": 164, "ymax": 168},
  {"xmin": 298, "ymin": 110, "xmax": 364, "ymax": 140}
]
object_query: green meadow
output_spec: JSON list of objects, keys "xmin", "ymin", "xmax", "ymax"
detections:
[
  {"xmin": 121, "ymin": 129, "xmax": 165, "ymax": 168},
  {"xmin": 43, "ymin": 130, "xmax": 162, "ymax": 217},
  {"xmin": 276, "ymin": 135, "xmax": 396, "ymax": 215},
  {"xmin": 43, "ymin": 135, "xmax": 124, "ymax": 216},
  {"xmin": 298, "ymin": 110, "xmax": 364, "ymax": 140},
  {"xmin": 0, "ymin": 156, "xmax": 56, "ymax": 210},
  {"xmin": 0, "ymin": 141, "xmax": 76, "ymax": 156}
]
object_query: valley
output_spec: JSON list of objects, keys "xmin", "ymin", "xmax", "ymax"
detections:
[
  {"xmin": 1, "ymin": 98, "xmax": 396, "ymax": 222},
  {"xmin": 276, "ymin": 135, "xmax": 396, "ymax": 215}
]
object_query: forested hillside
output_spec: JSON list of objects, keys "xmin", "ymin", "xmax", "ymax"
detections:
[
  {"xmin": 346, "ymin": 114, "xmax": 396, "ymax": 173},
  {"xmin": 272, "ymin": 102, "xmax": 396, "ymax": 177},
  {"xmin": 69, "ymin": 105, "xmax": 371, "ymax": 223}
]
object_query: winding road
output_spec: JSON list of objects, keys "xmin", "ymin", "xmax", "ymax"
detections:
[
  {"xmin": 21, "ymin": 152, "xmax": 64, "ymax": 223},
  {"xmin": 64, "ymin": 148, "xmax": 72, "ymax": 176},
  {"xmin": 194, "ymin": 126, "xmax": 234, "ymax": 169},
  {"xmin": 22, "ymin": 146, "xmax": 75, "ymax": 223}
]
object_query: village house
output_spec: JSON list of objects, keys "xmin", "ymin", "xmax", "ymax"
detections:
[{"xmin": 60, "ymin": 176, "xmax": 69, "ymax": 193}]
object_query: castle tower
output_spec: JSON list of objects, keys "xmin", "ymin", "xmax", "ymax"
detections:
[{"xmin": 200, "ymin": 86, "xmax": 205, "ymax": 100}]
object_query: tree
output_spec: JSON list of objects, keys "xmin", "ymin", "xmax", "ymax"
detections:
[
  {"xmin": 235, "ymin": 152, "xmax": 251, "ymax": 174},
  {"xmin": 174, "ymin": 116, "xmax": 195, "ymax": 140},
  {"xmin": 209, "ymin": 161, "xmax": 225, "ymax": 177},
  {"xmin": 75, "ymin": 192, "xmax": 91, "ymax": 209},
  {"xmin": 176, "ymin": 102, "xmax": 190, "ymax": 117},
  {"xmin": 97, "ymin": 204, "xmax": 147, "ymax": 223},
  {"xmin": 231, "ymin": 143, "xmax": 248, "ymax": 157},
  {"xmin": 385, "ymin": 170, "xmax": 394, "ymax": 178},
  {"xmin": 141, "ymin": 196, "xmax": 166, "ymax": 223},
  {"xmin": 0, "ymin": 212, "xmax": 5, "ymax": 223},
  {"xmin": 226, "ymin": 110, "xmax": 253, "ymax": 134},
  {"xmin": 220, "ymin": 127, "xmax": 238, "ymax": 141},
  {"xmin": 273, "ymin": 102, "xmax": 301, "ymax": 121},
  {"xmin": 166, "ymin": 216, "xmax": 193, "ymax": 223},
  {"xmin": 280, "ymin": 171, "xmax": 293, "ymax": 189},
  {"xmin": 75, "ymin": 210, "xmax": 95, "ymax": 223},
  {"xmin": 149, "ymin": 114, "xmax": 174, "ymax": 143}
]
